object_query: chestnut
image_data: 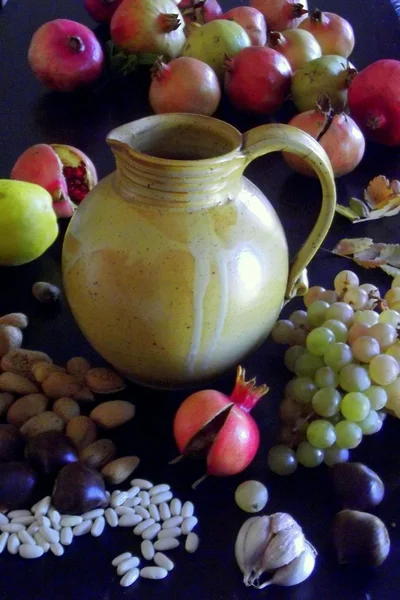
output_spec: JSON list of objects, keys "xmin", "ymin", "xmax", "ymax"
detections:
[
  {"xmin": 0, "ymin": 461, "xmax": 38, "ymax": 510},
  {"xmin": 25, "ymin": 431, "xmax": 78, "ymax": 476},
  {"xmin": 0, "ymin": 424, "xmax": 25, "ymax": 462},
  {"xmin": 52, "ymin": 462, "xmax": 108, "ymax": 515}
]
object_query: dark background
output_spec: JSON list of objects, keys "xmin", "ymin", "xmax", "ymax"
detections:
[{"xmin": 1, "ymin": 0, "xmax": 400, "ymax": 598}]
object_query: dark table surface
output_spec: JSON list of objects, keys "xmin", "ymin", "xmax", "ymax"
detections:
[{"xmin": 1, "ymin": 0, "xmax": 400, "ymax": 599}]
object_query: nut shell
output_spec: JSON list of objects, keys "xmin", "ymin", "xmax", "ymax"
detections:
[
  {"xmin": 90, "ymin": 400, "xmax": 135, "ymax": 429},
  {"xmin": 20, "ymin": 411, "xmax": 64, "ymax": 438},
  {"xmin": 66, "ymin": 415, "xmax": 97, "ymax": 451},
  {"xmin": 79, "ymin": 438, "xmax": 117, "ymax": 469},
  {"xmin": 42, "ymin": 372, "xmax": 81, "ymax": 399},
  {"xmin": 0, "ymin": 325, "xmax": 23, "ymax": 357},
  {"xmin": 7, "ymin": 393, "xmax": 49, "ymax": 428},
  {"xmin": 0, "ymin": 372, "xmax": 38, "ymax": 395},
  {"xmin": 0, "ymin": 313, "xmax": 29, "ymax": 329},
  {"xmin": 101, "ymin": 456, "xmax": 140, "ymax": 484},
  {"xmin": 85, "ymin": 368, "xmax": 126, "ymax": 394},
  {"xmin": 52, "ymin": 397, "xmax": 80, "ymax": 423},
  {"xmin": 1, "ymin": 349, "xmax": 52, "ymax": 378}
]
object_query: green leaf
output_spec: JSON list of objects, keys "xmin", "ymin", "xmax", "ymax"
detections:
[
  {"xmin": 335, "ymin": 204, "xmax": 359, "ymax": 221},
  {"xmin": 349, "ymin": 197, "xmax": 370, "ymax": 218}
]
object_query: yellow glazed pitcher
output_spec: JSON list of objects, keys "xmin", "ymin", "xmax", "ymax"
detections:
[{"xmin": 62, "ymin": 114, "xmax": 336, "ymax": 389}]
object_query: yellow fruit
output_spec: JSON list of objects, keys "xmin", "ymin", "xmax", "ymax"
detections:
[{"xmin": 0, "ymin": 180, "xmax": 58, "ymax": 266}]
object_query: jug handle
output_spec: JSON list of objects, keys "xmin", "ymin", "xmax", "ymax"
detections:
[{"xmin": 239, "ymin": 123, "xmax": 336, "ymax": 301}]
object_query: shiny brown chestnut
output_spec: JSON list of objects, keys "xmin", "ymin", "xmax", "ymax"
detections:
[
  {"xmin": 0, "ymin": 424, "xmax": 25, "ymax": 462},
  {"xmin": 25, "ymin": 431, "xmax": 79, "ymax": 476},
  {"xmin": 52, "ymin": 462, "xmax": 108, "ymax": 515},
  {"xmin": 0, "ymin": 461, "xmax": 38, "ymax": 510}
]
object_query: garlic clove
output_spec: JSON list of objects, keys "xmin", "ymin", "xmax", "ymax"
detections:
[
  {"xmin": 255, "ymin": 541, "xmax": 317, "ymax": 589},
  {"xmin": 270, "ymin": 512, "xmax": 303, "ymax": 534},
  {"xmin": 261, "ymin": 528, "xmax": 306, "ymax": 572},
  {"xmin": 243, "ymin": 516, "xmax": 271, "ymax": 586},
  {"xmin": 235, "ymin": 516, "xmax": 261, "ymax": 574}
]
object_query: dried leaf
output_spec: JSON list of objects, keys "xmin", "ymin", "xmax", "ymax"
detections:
[
  {"xmin": 336, "ymin": 174, "xmax": 400, "ymax": 223},
  {"xmin": 364, "ymin": 175, "xmax": 400, "ymax": 209},
  {"xmin": 332, "ymin": 238, "xmax": 374, "ymax": 256},
  {"xmin": 332, "ymin": 238, "xmax": 400, "ymax": 276},
  {"xmin": 381, "ymin": 265, "xmax": 400, "ymax": 277}
]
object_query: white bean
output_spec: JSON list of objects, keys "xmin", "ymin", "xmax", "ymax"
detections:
[
  {"xmin": 112, "ymin": 551, "xmax": 132, "ymax": 567},
  {"xmin": 140, "ymin": 566, "xmax": 168, "ymax": 580},
  {"xmin": 159, "ymin": 502, "xmax": 171, "ymax": 521},
  {"xmin": 170, "ymin": 498, "xmax": 182, "ymax": 517},
  {"xmin": 123, "ymin": 497, "xmax": 141, "ymax": 508},
  {"xmin": 36, "ymin": 515, "xmax": 51, "ymax": 527},
  {"xmin": 39, "ymin": 525, "xmax": 60, "ymax": 544},
  {"xmin": 73, "ymin": 520, "xmax": 92, "ymax": 536},
  {"xmin": 48, "ymin": 508, "xmax": 61, "ymax": 529},
  {"xmin": 149, "ymin": 484, "xmax": 170, "ymax": 496},
  {"xmin": 115, "ymin": 506, "xmax": 136, "ymax": 516},
  {"xmin": 162, "ymin": 516, "xmax": 183, "ymax": 529},
  {"xmin": 105, "ymin": 508, "xmax": 118, "ymax": 528},
  {"xmin": 19, "ymin": 544, "xmax": 44, "ymax": 559},
  {"xmin": 151, "ymin": 491, "xmax": 173, "ymax": 505},
  {"xmin": 133, "ymin": 518, "xmax": 155, "ymax": 536},
  {"xmin": 60, "ymin": 515, "xmax": 82, "ymax": 528},
  {"xmin": 120, "ymin": 567, "xmax": 140, "ymax": 587},
  {"xmin": 11, "ymin": 516, "xmax": 35, "ymax": 525},
  {"xmin": 181, "ymin": 501, "xmax": 195, "ymax": 518},
  {"xmin": 135, "ymin": 506, "xmax": 150, "ymax": 520},
  {"xmin": 60, "ymin": 527, "xmax": 73, "ymax": 546},
  {"xmin": 50, "ymin": 542, "xmax": 64, "ymax": 556},
  {"xmin": 141, "ymin": 540, "xmax": 155, "ymax": 561},
  {"xmin": 91, "ymin": 516, "xmax": 105, "ymax": 537},
  {"xmin": 154, "ymin": 538, "xmax": 180, "ymax": 551},
  {"xmin": 117, "ymin": 556, "xmax": 140, "ymax": 576},
  {"xmin": 18, "ymin": 530, "xmax": 36, "ymax": 545},
  {"xmin": 181, "ymin": 516, "xmax": 198, "ymax": 535},
  {"xmin": 0, "ymin": 514, "xmax": 9, "ymax": 526},
  {"xmin": 33, "ymin": 496, "xmax": 51, "ymax": 516},
  {"xmin": 81, "ymin": 509, "xmax": 104, "ymax": 521},
  {"xmin": 34, "ymin": 532, "xmax": 50, "ymax": 552},
  {"xmin": 27, "ymin": 523, "xmax": 40, "ymax": 536},
  {"xmin": 118, "ymin": 514, "xmax": 142, "ymax": 527},
  {"xmin": 8, "ymin": 510, "xmax": 32, "ymax": 519},
  {"xmin": 142, "ymin": 523, "xmax": 161, "ymax": 541},
  {"xmin": 148, "ymin": 504, "xmax": 160, "ymax": 522},
  {"xmin": 130, "ymin": 478, "xmax": 153, "ymax": 490},
  {"xmin": 157, "ymin": 527, "xmax": 181, "ymax": 539},
  {"xmin": 1, "ymin": 523, "xmax": 25, "ymax": 533},
  {"xmin": 7, "ymin": 533, "xmax": 20, "ymax": 555},
  {"xmin": 111, "ymin": 491, "xmax": 129, "ymax": 508},
  {"xmin": 138, "ymin": 491, "xmax": 150, "ymax": 508},
  {"xmin": 0, "ymin": 532, "xmax": 9, "ymax": 553},
  {"xmin": 154, "ymin": 552, "xmax": 174, "ymax": 572},
  {"xmin": 185, "ymin": 532, "xmax": 199, "ymax": 553},
  {"xmin": 127, "ymin": 486, "xmax": 140, "ymax": 498}
]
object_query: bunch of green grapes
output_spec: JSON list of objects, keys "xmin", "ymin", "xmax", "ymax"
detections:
[{"xmin": 268, "ymin": 270, "xmax": 400, "ymax": 476}]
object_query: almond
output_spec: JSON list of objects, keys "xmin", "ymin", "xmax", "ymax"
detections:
[
  {"xmin": 101, "ymin": 456, "xmax": 140, "ymax": 485},
  {"xmin": 20, "ymin": 411, "xmax": 64, "ymax": 438},
  {"xmin": 0, "ymin": 313, "xmax": 29, "ymax": 329},
  {"xmin": 31, "ymin": 362, "xmax": 66, "ymax": 383},
  {"xmin": 79, "ymin": 439, "xmax": 117, "ymax": 470},
  {"xmin": 85, "ymin": 368, "xmax": 126, "ymax": 394},
  {"xmin": 1, "ymin": 349, "xmax": 52, "ymax": 379},
  {"xmin": 52, "ymin": 397, "xmax": 81, "ymax": 423},
  {"xmin": 66, "ymin": 415, "xmax": 97, "ymax": 451},
  {"xmin": 7, "ymin": 394, "xmax": 49, "ymax": 428},
  {"xmin": 0, "ymin": 392, "xmax": 15, "ymax": 417},
  {"xmin": 67, "ymin": 357, "xmax": 91, "ymax": 381},
  {"xmin": 41, "ymin": 372, "xmax": 81, "ymax": 400},
  {"xmin": 90, "ymin": 401, "xmax": 135, "ymax": 429},
  {"xmin": 0, "ymin": 326, "xmax": 23, "ymax": 357},
  {"xmin": 0, "ymin": 372, "xmax": 38, "ymax": 395},
  {"xmin": 72, "ymin": 387, "xmax": 95, "ymax": 403}
]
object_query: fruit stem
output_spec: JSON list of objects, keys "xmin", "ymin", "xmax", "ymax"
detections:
[
  {"xmin": 169, "ymin": 454, "xmax": 184, "ymax": 465},
  {"xmin": 192, "ymin": 473, "xmax": 208, "ymax": 489},
  {"xmin": 68, "ymin": 36, "xmax": 85, "ymax": 53},
  {"xmin": 229, "ymin": 366, "xmax": 269, "ymax": 413},
  {"xmin": 159, "ymin": 13, "xmax": 181, "ymax": 33},
  {"xmin": 269, "ymin": 32, "xmax": 285, "ymax": 47},
  {"xmin": 150, "ymin": 56, "xmax": 170, "ymax": 80},
  {"xmin": 310, "ymin": 8, "xmax": 324, "ymax": 23},
  {"xmin": 223, "ymin": 53, "xmax": 234, "ymax": 73},
  {"xmin": 367, "ymin": 113, "xmax": 386, "ymax": 131},
  {"xmin": 291, "ymin": 3, "xmax": 308, "ymax": 19}
]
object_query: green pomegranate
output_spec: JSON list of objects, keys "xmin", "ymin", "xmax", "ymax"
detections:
[
  {"xmin": 181, "ymin": 20, "xmax": 251, "ymax": 79},
  {"xmin": 0, "ymin": 180, "xmax": 58, "ymax": 266},
  {"xmin": 291, "ymin": 55, "xmax": 357, "ymax": 112}
]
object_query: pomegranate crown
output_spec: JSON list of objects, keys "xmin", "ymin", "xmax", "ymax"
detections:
[{"xmin": 230, "ymin": 366, "xmax": 269, "ymax": 412}]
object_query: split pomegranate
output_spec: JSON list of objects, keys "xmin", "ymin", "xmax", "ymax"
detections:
[
  {"xmin": 84, "ymin": 0, "xmax": 124, "ymax": 23},
  {"xmin": 249, "ymin": 0, "xmax": 307, "ymax": 31},
  {"xmin": 180, "ymin": 0, "xmax": 222, "ymax": 24},
  {"xmin": 348, "ymin": 59, "xmax": 400, "ymax": 146},
  {"xmin": 11, "ymin": 144, "xmax": 98, "ymax": 218},
  {"xmin": 299, "ymin": 9, "xmax": 355, "ymax": 59},
  {"xmin": 224, "ymin": 46, "xmax": 291, "ymax": 114},
  {"xmin": 28, "ymin": 19, "xmax": 104, "ymax": 92},
  {"xmin": 268, "ymin": 29, "xmax": 321, "ymax": 71},
  {"xmin": 149, "ymin": 57, "xmax": 221, "ymax": 115},
  {"xmin": 110, "ymin": 0, "xmax": 186, "ymax": 58},
  {"xmin": 220, "ymin": 6, "xmax": 267, "ymax": 46},
  {"xmin": 173, "ymin": 366, "xmax": 269, "ymax": 484},
  {"xmin": 283, "ymin": 100, "xmax": 365, "ymax": 178}
]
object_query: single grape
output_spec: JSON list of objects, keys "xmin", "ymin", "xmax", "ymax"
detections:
[
  {"xmin": 306, "ymin": 327, "xmax": 336, "ymax": 356},
  {"xmin": 306, "ymin": 419, "xmax": 336, "ymax": 449},
  {"xmin": 334, "ymin": 270, "xmax": 359, "ymax": 295},
  {"xmin": 307, "ymin": 300, "xmax": 330, "ymax": 327},
  {"xmin": 382, "ymin": 377, "xmax": 400, "ymax": 410},
  {"xmin": 304, "ymin": 286, "xmax": 325, "ymax": 308},
  {"xmin": 369, "ymin": 323, "xmax": 397, "ymax": 351},
  {"xmin": 279, "ymin": 397, "xmax": 304, "ymax": 424},
  {"xmin": 335, "ymin": 420, "xmax": 363, "ymax": 449},
  {"xmin": 234, "ymin": 480, "xmax": 268, "ymax": 513},
  {"xmin": 279, "ymin": 426, "xmax": 305, "ymax": 447},
  {"xmin": 394, "ymin": 399, "xmax": 400, "ymax": 419},
  {"xmin": 271, "ymin": 319, "xmax": 295, "ymax": 344},
  {"xmin": 364, "ymin": 385, "xmax": 388, "ymax": 410},
  {"xmin": 359, "ymin": 283, "xmax": 380, "ymax": 309},
  {"xmin": 379, "ymin": 309, "xmax": 400, "ymax": 328},
  {"xmin": 386, "ymin": 342, "xmax": 400, "ymax": 366},
  {"xmin": 319, "ymin": 290, "xmax": 339, "ymax": 305},
  {"xmin": 295, "ymin": 352, "xmax": 324, "ymax": 377},
  {"xmin": 325, "ymin": 302, "xmax": 354, "ymax": 326},
  {"xmin": 351, "ymin": 336, "xmax": 380, "ymax": 363},
  {"xmin": 268, "ymin": 445, "xmax": 298, "ymax": 475},
  {"xmin": 343, "ymin": 286, "xmax": 368, "ymax": 310},
  {"xmin": 353, "ymin": 310, "xmax": 379, "ymax": 326},
  {"xmin": 288, "ymin": 328, "xmax": 307, "ymax": 346},
  {"xmin": 339, "ymin": 364, "xmax": 371, "ymax": 392},
  {"xmin": 290, "ymin": 377, "xmax": 318, "ymax": 404},
  {"xmin": 322, "ymin": 319, "xmax": 348, "ymax": 343},
  {"xmin": 296, "ymin": 441, "xmax": 324, "ymax": 468},
  {"xmin": 384, "ymin": 287, "xmax": 400, "ymax": 308},
  {"xmin": 324, "ymin": 444, "xmax": 350, "ymax": 466},
  {"xmin": 341, "ymin": 392, "xmax": 371, "ymax": 421},
  {"xmin": 314, "ymin": 366, "xmax": 339, "ymax": 388},
  {"xmin": 369, "ymin": 354, "xmax": 399, "ymax": 386},
  {"xmin": 284, "ymin": 345, "xmax": 306, "ymax": 372},
  {"xmin": 358, "ymin": 410, "xmax": 383, "ymax": 435},
  {"xmin": 324, "ymin": 343, "xmax": 353, "ymax": 371},
  {"xmin": 391, "ymin": 276, "xmax": 400, "ymax": 289},
  {"xmin": 347, "ymin": 323, "xmax": 371, "ymax": 345},
  {"xmin": 390, "ymin": 301, "xmax": 400, "ymax": 312},
  {"xmin": 289, "ymin": 310, "xmax": 308, "ymax": 329},
  {"xmin": 312, "ymin": 387, "xmax": 341, "ymax": 416}
]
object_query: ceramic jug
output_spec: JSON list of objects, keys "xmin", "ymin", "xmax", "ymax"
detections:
[{"xmin": 62, "ymin": 114, "xmax": 336, "ymax": 389}]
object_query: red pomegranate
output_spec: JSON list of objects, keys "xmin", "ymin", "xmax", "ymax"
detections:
[{"xmin": 84, "ymin": 0, "xmax": 124, "ymax": 23}]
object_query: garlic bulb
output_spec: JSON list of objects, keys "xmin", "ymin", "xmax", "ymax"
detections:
[{"xmin": 235, "ymin": 513, "xmax": 317, "ymax": 589}]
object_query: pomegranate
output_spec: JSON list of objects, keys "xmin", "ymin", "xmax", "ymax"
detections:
[
  {"xmin": 299, "ymin": 9, "xmax": 355, "ymax": 59},
  {"xmin": 249, "ymin": 0, "xmax": 307, "ymax": 31},
  {"xmin": 172, "ymin": 367, "xmax": 269, "ymax": 484},
  {"xmin": 11, "ymin": 144, "xmax": 98, "ymax": 218},
  {"xmin": 110, "ymin": 0, "xmax": 186, "ymax": 58},
  {"xmin": 283, "ymin": 100, "xmax": 365, "ymax": 178},
  {"xmin": 180, "ymin": 0, "xmax": 222, "ymax": 24},
  {"xmin": 268, "ymin": 29, "xmax": 321, "ymax": 72},
  {"xmin": 348, "ymin": 59, "xmax": 400, "ymax": 146},
  {"xmin": 149, "ymin": 57, "xmax": 221, "ymax": 115},
  {"xmin": 84, "ymin": 0, "xmax": 124, "ymax": 23},
  {"xmin": 220, "ymin": 6, "xmax": 267, "ymax": 46},
  {"xmin": 224, "ymin": 46, "xmax": 291, "ymax": 114},
  {"xmin": 28, "ymin": 19, "xmax": 104, "ymax": 92}
]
